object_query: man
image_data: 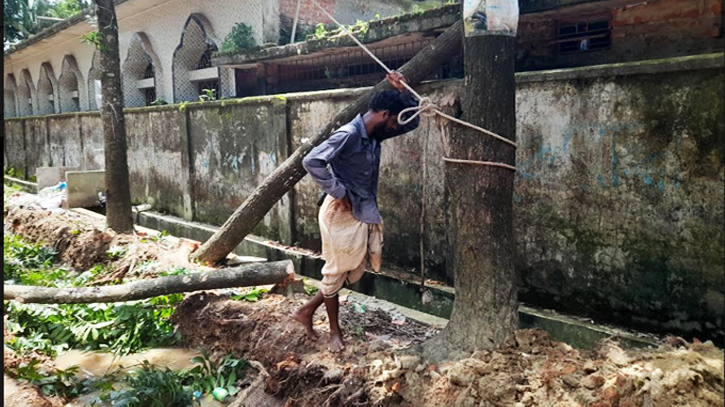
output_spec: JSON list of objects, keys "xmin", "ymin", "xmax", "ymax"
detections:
[{"xmin": 294, "ymin": 72, "xmax": 420, "ymax": 352}]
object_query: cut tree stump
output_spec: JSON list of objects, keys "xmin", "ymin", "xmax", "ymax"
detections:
[
  {"xmin": 191, "ymin": 20, "xmax": 464, "ymax": 264},
  {"xmin": 4, "ymin": 260, "xmax": 294, "ymax": 304}
]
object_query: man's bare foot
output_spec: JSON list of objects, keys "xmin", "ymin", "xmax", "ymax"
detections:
[
  {"xmin": 293, "ymin": 308, "xmax": 318, "ymax": 340},
  {"xmin": 329, "ymin": 330, "xmax": 345, "ymax": 352}
]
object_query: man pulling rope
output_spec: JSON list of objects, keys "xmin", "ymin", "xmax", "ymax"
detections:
[{"xmin": 294, "ymin": 72, "xmax": 419, "ymax": 352}]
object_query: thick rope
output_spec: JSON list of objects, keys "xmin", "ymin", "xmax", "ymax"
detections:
[{"xmin": 308, "ymin": 0, "xmax": 518, "ymax": 170}]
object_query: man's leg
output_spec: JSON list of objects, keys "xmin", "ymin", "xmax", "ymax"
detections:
[
  {"xmin": 293, "ymin": 290, "xmax": 324, "ymax": 340},
  {"xmin": 323, "ymin": 293, "xmax": 344, "ymax": 352}
]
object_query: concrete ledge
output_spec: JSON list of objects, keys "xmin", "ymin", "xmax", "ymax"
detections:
[
  {"xmin": 214, "ymin": 4, "xmax": 461, "ymax": 67},
  {"xmin": 36, "ymin": 166, "xmax": 80, "ymax": 190},
  {"xmin": 135, "ymin": 209, "xmax": 660, "ymax": 350},
  {"xmin": 517, "ymin": 53, "xmax": 725, "ymax": 83},
  {"xmin": 189, "ymin": 67, "xmax": 219, "ymax": 82},
  {"xmin": 4, "ymin": 176, "xmax": 38, "ymax": 193}
]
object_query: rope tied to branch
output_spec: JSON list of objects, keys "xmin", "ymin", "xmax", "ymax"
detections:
[{"xmin": 307, "ymin": 0, "xmax": 518, "ymax": 171}]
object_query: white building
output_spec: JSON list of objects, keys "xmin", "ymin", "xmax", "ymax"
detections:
[{"xmin": 3, "ymin": 0, "xmax": 440, "ymax": 117}]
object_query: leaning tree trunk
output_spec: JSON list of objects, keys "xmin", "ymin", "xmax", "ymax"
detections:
[
  {"xmin": 192, "ymin": 20, "xmax": 464, "ymax": 264},
  {"xmin": 424, "ymin": 19, "xmax": 518, "ymax": 362},
  {"xmin": 4, "ymin": 260, "xmax": 294, "ymax": 304},
  {"xmin": 96, "ymin": 0, "xmax": 133, "ymax": 233}
]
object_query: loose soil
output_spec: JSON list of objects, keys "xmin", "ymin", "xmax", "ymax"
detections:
[
  {"xmin": 4, "ymin": 196, "xmax": 724, "ymax": 407},
  {"xmin": 173, "ymin": 292, "xmax": 724, "ymax": 407},
  {"xmin": 5, "ymin": 206, "xmax": 209, "ymax": 281}
]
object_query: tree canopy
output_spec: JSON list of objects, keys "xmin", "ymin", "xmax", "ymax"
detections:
[{"xmin": 4, "ymin": 0, "xmax": 88, "ymax": 48}]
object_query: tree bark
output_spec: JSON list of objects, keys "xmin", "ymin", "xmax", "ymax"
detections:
[
  {"xmin": 96, "ymin": 0, "xmax": 133, "ymax": 233},
  {"xmin": 424, "ymin": 27, "xmax": 518, "ymax": 362},
  {"xmin": 4, "ymin": 260, "xmax": 294, "ymax": 304},
  {"xmin": 192, "ymin": 21, "xmax": 464, "ymax": 264}
]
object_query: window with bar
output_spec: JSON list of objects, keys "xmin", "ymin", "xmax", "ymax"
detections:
[
  {"xmin": 275, "ymin": 40, "xmax": 435, "ymax": 92},
  {"xmin": 556, "ymin": 17, "xmax": 611, "ymax": 55},
  {"xmin": 197, "ymin": 46, "xmax": 214, "ymax": 70},
  {"xmin": 144, "ymin": 62, "xmax": 156, "ymax": 105},
  {"xmin": 196, "ymin": 46, "xmax": 219, "ymax": 98},
  {"xmin": 198, "ymin": 80, "xmax": 219, "ymax": 99}
]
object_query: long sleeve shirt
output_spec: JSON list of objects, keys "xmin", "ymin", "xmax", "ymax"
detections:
[{"xmin": 302, "ymin": 92, "xmax": 420, "ymax": 224}]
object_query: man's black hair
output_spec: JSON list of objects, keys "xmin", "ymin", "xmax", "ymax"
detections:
[{"xmin": 370, "ymin": 90, "xmax": 408, "ymax": 116}]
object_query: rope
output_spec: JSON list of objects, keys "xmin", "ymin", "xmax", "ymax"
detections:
[
  {"xmin": 443, "ymin": 158, "xmax": 518, "ymax": 171},
  {"xmin": 308, "ymin": 0, "xmax": 518, "ymax": 171}
]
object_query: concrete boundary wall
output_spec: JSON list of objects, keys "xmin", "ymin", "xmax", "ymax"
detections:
[{"xmin": 4, "ymin": 54, "xmax": 724, "ymax": 343}]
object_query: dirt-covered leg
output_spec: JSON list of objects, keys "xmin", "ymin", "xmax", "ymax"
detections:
[
  {"xmin": 323, "ymin": 294, "xmax": 345, "ymax": 352},
  {"xmin": 293, "ymin": 291, "xmax": 323, "ymax": 340}
]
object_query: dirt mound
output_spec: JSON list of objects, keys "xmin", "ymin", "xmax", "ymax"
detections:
[
  {"xmin": 173, "ymin": 293, "xmax": 725, "ymax": 407},
  {"xmin": 5, "ymin": 207, "xmax": 202, "ymax": 278},
  {"xmin": 417, "ymin": 332, "xmax": 723, "ymax": 407},
  {"xmin": 173, "ymin": 292, "xmax": 438, "ymax": 406}
]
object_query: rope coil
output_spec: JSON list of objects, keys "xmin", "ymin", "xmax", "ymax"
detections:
[{"xmin": 308, "ymin": 0, "xmax": 517, "ymax": 171}]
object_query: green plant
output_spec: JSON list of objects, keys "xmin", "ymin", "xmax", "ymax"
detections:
[
  {"xmin": 4, "ymin": 166, "xmax": 24, "ymax": 179},
  {"xmin": 303, "ymin": 278, "xmax": 319, "ymax": 296},
  {"xmin": 221, "ymin": 22, "xmax": 257, "ymax": 52},
  {"xmin": 93, "ymin": 360, "xmax": 196, "ymax": 407},
  {"xmin": 411, "ymin": 5, "xmax": 423, "ymax": 14},
  {"xmin": 158, "ymin": 267, "xmax": 191, "ymax": 277},
  {"xmin": 188, "ymin": 350, "xmax": 248, "ymax": 397},
  {"xmin": 80, "ymin": 30, "xmax": 108, "ymax": 52},
  {"xmin": 314, "ymin": 22, "xmax": 328, "ymax": 39},
  {"xmin": 198, "ymin": 88, "xmax": 217, "ymax": 102},
  {"xmin": 152, "ymin": 230, "xmax": 169, "ymax": 242},
  {"xmin": 72, "ymin": 264, "xmax": 108, "ymax": 287},
  {"xmin": 4, "ymin": 294, "xmax": 183, "ymax": 356},
  {"xmin": 349, "ymin": 19, "xmax": 369, "ymax": 35},
  {"xmin": 4, "ymin": 183, "xmax": 22, "ymax": 196},
  {"xmin": 150, "ymin": 98, "xmax": 168, "ymax": 106},
  {"xmin": 4, "ymin": 234, "xmax": 57, "ymax": 282},
  {"xmin": 6, "ymin": 359, "xmax": 90, "ymax": 399},
  {"xmin": 232, "ymin": 286, "xmax": 268, "ymax": 302},
  {"xmin": 106, "ymin": 245, "xmax": 127, "ymax": 260}
]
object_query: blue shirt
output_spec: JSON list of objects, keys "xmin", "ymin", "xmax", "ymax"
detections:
[{"xmin": 303, "ymin": 94, "xmax": 420, "ymax": 224}]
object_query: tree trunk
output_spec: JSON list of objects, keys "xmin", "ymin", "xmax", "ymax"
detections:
[
  {"xmin": 424, "ymin": 26, "xmax": 518, "ymax": 362},
  {"xmin": 4, "ymin": 260, "xmax": 294, "ymax": 304},
  {"xmin": 96, "ymin": 0, "xmax": 133, "ymax": 233},
  {"xmin": 192, "ymin": 21, "xmax": 464, "ymax": 264}
]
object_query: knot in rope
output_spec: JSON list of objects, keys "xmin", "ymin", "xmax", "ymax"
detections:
[{"xmin": 398, "ymin": 97, "xmax": 438, "ymax": 126}]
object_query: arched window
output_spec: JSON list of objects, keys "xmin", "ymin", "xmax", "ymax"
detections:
[
  {"xmin": 37, "ymin": 63, "xmax": 58, "ymax": 115},
  {"xmin": 4, "ymin": 74, "xmax": 18, "ymax": 118},
  {"xmin": 123, "ymin": 32, "xmax": 162, "ymax": 107},
  {"xmin": 17, "ymin": 70, "xmax": 34, "ymax": 117},
  {"xmin": 172, "ymin": 15, "xmax": 222, "ymax": 102},
  {"xmin": 88, "ymin": 50, "xmax": 102, "ymax": 110},
  {"xmin": 58, "ymin": 55, "xmax": 84, "ymax": 113}
]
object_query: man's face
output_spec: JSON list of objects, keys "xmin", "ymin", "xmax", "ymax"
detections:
[
  {"xmin": 372, "ymin": 110, "xmax": 399, "ymax": 139},
  {"xmin": 384, "ymin": 113, "xmax": 399, "ymax": 135}
]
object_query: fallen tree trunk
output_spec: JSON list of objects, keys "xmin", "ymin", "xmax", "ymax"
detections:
[
  {"xmin": 4, "ymin": 260, "xmax": 294, "ymax": 304},
  {"xmin": 191, "ymin": 20, "xmax": 464, "ymax": 264}
]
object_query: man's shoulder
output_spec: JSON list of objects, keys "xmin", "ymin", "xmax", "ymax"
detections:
[{"xmin": 332, "ymin": 121, "xmax": 362, "ymax": 142}]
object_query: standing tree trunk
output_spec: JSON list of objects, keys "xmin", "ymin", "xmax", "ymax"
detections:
[
  {"xmin": 96, "ymin": 0, "xmax": 133, "ymax": 233},
  {"xmin": 191, "ymin": 21, "xmax": 464, "ymax": 264},
  {"xmin": 424, "ymin": 15, "xmax": 518, "ymax": 362}
]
